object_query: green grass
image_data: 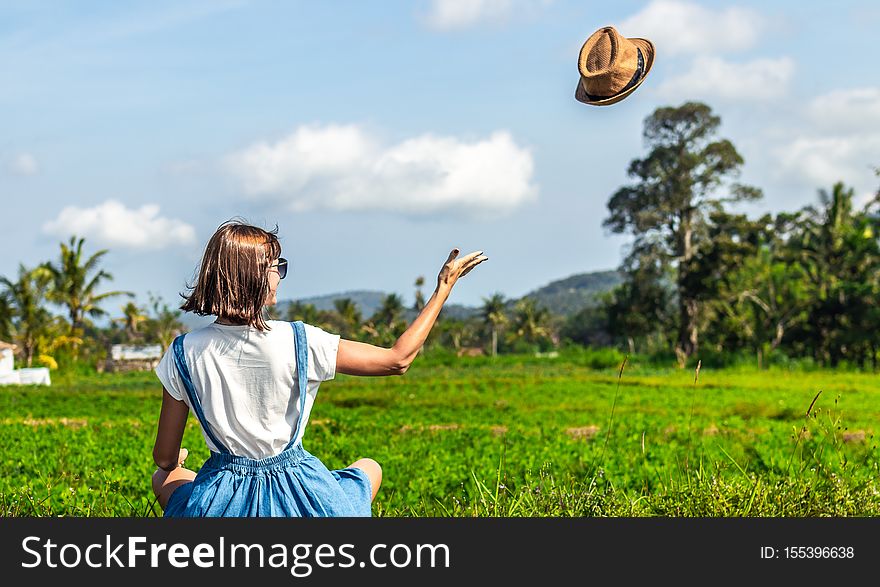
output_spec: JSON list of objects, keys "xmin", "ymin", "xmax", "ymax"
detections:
[{"xmin": 1, "ymin": 352, "xmax": 879, "ymax": 516}]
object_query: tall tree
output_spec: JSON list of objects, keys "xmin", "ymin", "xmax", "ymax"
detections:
[
  {"xmin": 480, "ymin": 293, "xmax": 508, "ymax": 357},
  {"xmin": 0, "ymin": 265, "xmax": 54, "ymax": 366},
  {"xmin": 44, "ymin": 236, "xmax": 132, "ymax": 333},
  {"xmin": 604, "ymin": 102, "xmax": 761, "ymax": 364}
]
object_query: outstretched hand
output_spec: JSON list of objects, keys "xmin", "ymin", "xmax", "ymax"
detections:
[{"xmin": 437, "ymin": 248, "xmax": 488, "ymax": 291}]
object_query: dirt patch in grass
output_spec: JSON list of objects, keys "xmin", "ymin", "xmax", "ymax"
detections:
[
  {"xmin": 565, "ymin": 425, "xmax": 600, "ymax": 440},
  {"xmin": 428, "ymin": 424, "xmax": 461, "ymax": 432},
  {"xmin": 3, "ymin": 417, "xmax": 89, "ymax": 429},
  {"xmin": 398, "ymin": 423, "xmax": 463, "ymax": 434},
  {"xmin": 842, "ymin": 430, "xmax": 868, "ymax": 443}
]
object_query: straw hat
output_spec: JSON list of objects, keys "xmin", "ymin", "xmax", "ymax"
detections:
[{"xmin": 575, "ymin": 26, "xmax": 655, "ymax": 106}]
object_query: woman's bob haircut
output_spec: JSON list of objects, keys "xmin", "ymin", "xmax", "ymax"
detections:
[{"xmin": 180, "ymin": 219, "xmax": 282, "ymax": 331}]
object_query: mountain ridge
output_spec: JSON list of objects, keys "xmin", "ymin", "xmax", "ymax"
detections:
[{"xmin": 178, "ymin": 269, "xmax": 623, "ymax": 329}]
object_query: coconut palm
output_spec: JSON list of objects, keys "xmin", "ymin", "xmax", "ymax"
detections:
[
  {"xmin": 116, "ymin": 301, "xmax": 148, "ymax": 341},
  {"xmin": 509, "ymin": 297, "xmax": 552, "ymax": 348},
  {"xmin": 413, "ymin": 276, "xmax": 426, "ymax": 312},
  {"xmin": 144, "ymin": 294, "xmax": 185, "ymax": 349},
  {"xmin": 43, "ymin": 236, "xmax": 132, "ymax": 333},
  {"xmin": 362, "ymin": 294, "xmax": 407, "ymax": 347},
  {"xmin": 333, "ymin": 298, "xmax": 362, "ymax": 338},
  {"xmin": 0, "ymin": 265, "xmax": 54, "ymax": 366},
  {"xmin": 480, "ymin": 292, "xmax": 508, "ymax": 357},
  {"xmin": 372, "ymin": 293, "xmax": 405, "ymax": 328},
  {"xmin": 285, "ymin": 301, "xmax": 321, "ymax": 324},
  {"xmin": 439, "ymin": 318, "xmax": 468, "ymax": 352}
]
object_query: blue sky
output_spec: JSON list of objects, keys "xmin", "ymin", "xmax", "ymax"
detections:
[{"xmin": 2, "ymin": 0, "xmax": 879, "ymax": 319}]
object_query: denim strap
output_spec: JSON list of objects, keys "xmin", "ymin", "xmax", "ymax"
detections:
[
  {"xmin": 171, "ymin": 334, "xmax": 231, "ymax": 454},
  {"xmin": 283, "ymin": 321, "xmax": 309, "ymax": 451}
]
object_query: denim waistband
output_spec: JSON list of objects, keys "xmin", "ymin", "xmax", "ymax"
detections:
[{"xmin": 206, "ymin": 443, "xmax": 310, "ymax": 473}]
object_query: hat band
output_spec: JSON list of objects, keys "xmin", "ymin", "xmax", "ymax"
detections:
[{"xmin": 582, "ymin": 48, "xmax": 644, "ymax": 102}]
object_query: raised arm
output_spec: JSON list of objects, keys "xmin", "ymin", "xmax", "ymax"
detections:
[{"xmin": 336, "ymin": 248, "xmax": 487, "ymax": 376}]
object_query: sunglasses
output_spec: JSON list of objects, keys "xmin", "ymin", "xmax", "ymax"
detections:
[{"xmin": 270, "ymin": 258, "xmax": 288, "ymax": 280}]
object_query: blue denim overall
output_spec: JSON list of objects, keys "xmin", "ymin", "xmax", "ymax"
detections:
[{"xmin": 163, "ymin": 321, "xmax": 372, "ymax": 517}]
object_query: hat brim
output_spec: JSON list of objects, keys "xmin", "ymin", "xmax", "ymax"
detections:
[{"xmin": 575, "ymin": 38, "xmax": 655, "ymax": 106}]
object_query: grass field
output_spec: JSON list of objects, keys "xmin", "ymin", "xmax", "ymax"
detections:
[{"xmin": 2, "ymin": 350, "xmax": 879, "ymax": 516}]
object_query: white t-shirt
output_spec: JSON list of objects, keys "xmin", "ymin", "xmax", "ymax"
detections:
[{"xmin": 154, "ymin": 320, "xmax": 340, "ymax": 459}]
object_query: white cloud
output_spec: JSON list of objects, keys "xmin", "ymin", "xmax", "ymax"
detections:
[
  {"xmin": 9, "ymin": 153, "xmax": 39, "ymax": 176},
  {"xmin": 657, "ymin": 56, "xmax": 794, "ymax": 101},
  {"xmin": 771, "ymin": 87, "xmax": 880, "ymax": 201},
  {"xmin": 226, "ymin": 124, "xmax": 538, "ymax": 218},
  {"xmin": 227, "ymin": 124, "xmax": 377, "ymax": 197},
  {"xmin": 619, "ymin": 0, "xmax": 763, "ymax": 56},
  {"xmin": 42, "ymin": 200, "xmax": 196, "ymax": 249},
  {"xmin": 423, "ymin": 0, "xmax": 551, "ymax": 31},
  {"xmin": 775, "ymin": 135, "xmax": 880, "ymax": 191},
  {"xmin": 806, "ymin": 87, "xmax": 880, "ymax": 133}
]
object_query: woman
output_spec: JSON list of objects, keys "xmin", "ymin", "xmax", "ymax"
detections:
[{"xmin": 151, "ymin": 220, "xmax": 487, "ymax": 516}]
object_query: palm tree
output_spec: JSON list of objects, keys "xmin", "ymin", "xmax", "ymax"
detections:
[
  {"xmin": 509, "ymin": 297, "xmax": 552, "ymax": 349},
  {"xmin": 0, "ymin": 265, "xmax": 54, "ymax": 366},
  {"xmin": 117, "ymin": 301, "xmax": 148, "ymax": 341},
  {"xmin": 792, "ymin": 182, "xmax": 880, "ymax": 366},
  {"xmin": 144, "ymin": 294, "xmax": 185, "ymax": 349},
  {"xmin": 333, "ymin": 298, "xmax": 362, "ymax": 338},
  {"xmin": 363, "ymin": 294, "xmax": 406, "ymax": 347},
  {"xmin": 372, "ymin": 293, "xmax": 405, "ymax": 328},
  {"xmin": 413, "ymin": 276, "xmax": 426, "ymax": 312},
  {"xmin": 440, "ymin": 318, "xmax": 468, "ymax": 352},
  {"xmin": 285, "ymin": 301, "xmax": 321, "ymax": 324},
  {"xmin": 480, "ymin": 293, "xmax": 508, "ymax": 357},
  {"xmin": 43, "ymin": 236, "xmax": 132, "ymax": 333}
]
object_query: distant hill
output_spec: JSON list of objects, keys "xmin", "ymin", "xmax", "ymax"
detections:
[
  {"xmin": 277, "ymin": 290, "xmax": 480, "ymax": 322},
  {"xmin": 520, "ymin": 270, "xmax": 623, "ymax": 316},
  {"xmin": 289, "ymin": 290, "xmax": 388, "ymax": 317},
  {"xmin": 271, "ymin": 269, "xmax": 623, "ymax": 321}
]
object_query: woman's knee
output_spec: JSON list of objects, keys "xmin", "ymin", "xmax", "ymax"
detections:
[
  {"xmin": 351, "ymin": 458, "xmax": 382, "ymax": 498},
  {"xmin": 361, "ymin": 457, "xmax": 382, "ymax": 479}
]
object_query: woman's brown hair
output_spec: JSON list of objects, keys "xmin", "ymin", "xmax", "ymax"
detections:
[{"xmin": 180, "ymin": 219, "xmax": 282, "ymax": 331}]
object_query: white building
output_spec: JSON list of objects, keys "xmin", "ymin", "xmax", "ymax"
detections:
[
  {"xmin": 0, "ymin": 341, "xmax": 52, "ymax": 386},
  {"xmin": 102, "ymin": 344, "xmax": 162, "ymax": 373}
]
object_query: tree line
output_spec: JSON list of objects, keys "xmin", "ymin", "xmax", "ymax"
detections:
[
  {"xmin": 2, "ymin": 101, "xmax": 879, "ymax": 371},
  {"xmin": 568, "ymin": 102, "xmax": 880, "ymax": 369},
  {"xmin": 0, "ymin": 237, "xmax": 557, "ymax": 369},
  {"xmin": 0, "ymin": 236, "xmax": 186, "ymax": 370}
]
